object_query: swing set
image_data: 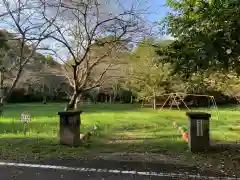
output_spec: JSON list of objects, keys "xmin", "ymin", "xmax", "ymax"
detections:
[{"xmin": 141, "ymin": 92, "xmax": 219, "ymax": 120}]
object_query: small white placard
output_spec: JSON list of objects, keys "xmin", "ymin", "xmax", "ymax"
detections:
[
  {"xmin": 20, "ymin": 113, "xmax": 31, "ymax": 123},
  {"xmin": 196, "ymin": 120, "xmax": 203, "ymax": 136}
]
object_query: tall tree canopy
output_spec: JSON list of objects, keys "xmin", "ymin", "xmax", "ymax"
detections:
[
  {"xmin": 126, "ymin": 38, "xmax": 184, "ymax": 99},
  {"xmin": 158, "ymin": 0, "xmax": 240, "ymax": 76}
]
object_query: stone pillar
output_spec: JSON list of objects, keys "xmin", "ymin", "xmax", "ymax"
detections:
[
  {"xmin": 58, "ymin": 111, "xmax": 82, "ymax": 147},
  {"xmin": 186, "ymin": 112, "xmax": 211, "ymax": 152}
]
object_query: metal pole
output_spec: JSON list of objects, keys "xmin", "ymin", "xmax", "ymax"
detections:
[
  {"xmin": 211, "ymin": 96, "xmax": 219, "ymax": 121},
  {"xmin": 159, "ymin": 94, "xmax": 171, "ymax": 111}
]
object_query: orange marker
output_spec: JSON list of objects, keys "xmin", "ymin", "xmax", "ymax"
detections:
[{"xmin": 181, "ymin": 131, "xmax": 188, "ymax": 142}]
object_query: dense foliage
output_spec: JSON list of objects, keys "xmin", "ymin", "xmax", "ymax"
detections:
[
  {"xmin": 158, "ymin": 0, "xmax": 240, "ymax": 76},
  {"xmin": 1, "ymin": 32, "xmax": 239, "ymax": 105}
]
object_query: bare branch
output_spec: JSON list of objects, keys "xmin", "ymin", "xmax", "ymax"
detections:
[
  {"xmin": 84, "ymin": 63, "xmax": 112, "ymax": 91},
  {"xmin": 35, "ymin": 0, "xmax": 152, "ymax": 110},
  {"xmin": 0, "ymin": 0, "xmax": 58, "ymax": 102}
]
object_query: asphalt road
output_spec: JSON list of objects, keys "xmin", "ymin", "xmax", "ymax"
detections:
[
  {"xmin": 0, "ymin": 166, "xmax": 177, "ymax": 180},
  {"xmin": 0, "ymin": 159, "xmax": 239, "ymax": 180}
]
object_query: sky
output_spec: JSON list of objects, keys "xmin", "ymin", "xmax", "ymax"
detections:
[
  {"xmin": 112, "ymin": 0, "xmax": 172, "ymax": 39},
  {"xmin": 45, "ymin": 0, "xmax": 173, "ymax": 60},
  {"xmin": 0, "ymin": 0, "xmax": 172, "ymax": 60},
  {"xmin": 145, "ymin": 0, "xmax": 173, "ymax": 39},
  {"xmin": 0, "ymin": 0, "xmax": 170, "ymax": 33},
  {"xmin": 145, "ymin": 0, "xmax": 168, "ymax": 23}
]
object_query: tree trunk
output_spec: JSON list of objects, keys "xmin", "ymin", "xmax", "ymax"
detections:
[
  {"xmin": 153, "ymin": 92, "xmax": 156, "ymax": 110},
  {"xmin": 0, "ymin": 97, "xmax": 4, "ymax": 116},
  {"xmin": 0, "ymin": 70, "xmax": 4, "ymax": 116},
  {"xmin": 113, "ymin": 93, "xmax": 116, "ymax": 103},
  {"xmin": 105, "ymin": 94, "xmax": 108, "ymax": 103},
  {"xmin": 42, "ymin": 83, "xmax": 47, "ymax": 104},
  {"xmin": 43, "ymin": 96, "xmax": 47, "ymax": 104},
  {"xmin": 65, "ymin": 91, "xmax": 79, "ymax": 111},
  {"xmin": 75, "ymin": 94, "xmax": 82, "ymax": 109},
  {"xmin": 153, "ymin": 97, "xmax": 156, "ymax": 110}
]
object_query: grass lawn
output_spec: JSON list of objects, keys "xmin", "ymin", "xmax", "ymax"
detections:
[{"xmin": 0, "ymin": 103, "xmax": 239, "ymax": 172}]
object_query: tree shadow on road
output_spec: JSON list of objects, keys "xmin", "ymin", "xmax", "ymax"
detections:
[{"xmin": 0, "ymin": 135, "xmax": 239, "ymax": 176}]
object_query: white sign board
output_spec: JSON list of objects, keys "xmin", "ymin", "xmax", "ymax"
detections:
[
  {"xmin": 196, "ymin": 120, "xmax": 203, "ymax": 136},
  {"xmin": 20, "ymin": 113, "xmax": 31, "ymax": 123}
]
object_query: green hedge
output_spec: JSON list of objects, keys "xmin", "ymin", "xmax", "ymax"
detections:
[
  {"xmin": 7, "ymin": 88, "xmax": 69, "ymax": 103},
  {"xmin": 5, "ymin": 87, "xmax": 239, "ymax": 105}
]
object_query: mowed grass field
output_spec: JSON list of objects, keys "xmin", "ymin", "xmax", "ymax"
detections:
[{"xmin": 0, "ymin": 103, "xmax": 239, "ymax": 169}]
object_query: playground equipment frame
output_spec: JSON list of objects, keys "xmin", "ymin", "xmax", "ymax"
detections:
[{"xmin": 141, "ymin": 92, "xmax": 219, "ymax": 120}]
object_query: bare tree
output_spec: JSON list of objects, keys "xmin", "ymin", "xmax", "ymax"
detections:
[
  {"xmin": 0, "ymin": 1, "xmax": 27, "ymax": 18},
  {"xmin": 19, "ymin": 61, "xmax": 70, "ymax": 103},
  {"xmin": 41, "ymin": 0, "xmax": 149, "ymax": 110},
  {"xmin": 0, "ymin": 0, "xmax": 58, "ymax": 113}
]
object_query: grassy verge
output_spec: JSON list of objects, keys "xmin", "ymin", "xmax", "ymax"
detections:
[{"xmin": 0, "ymin": 103, "xmax": 239, "ymax": 172}]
